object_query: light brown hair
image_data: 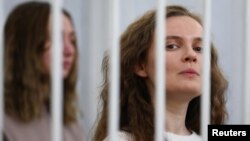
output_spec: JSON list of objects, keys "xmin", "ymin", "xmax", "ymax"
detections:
[{"xmin": 4, "ymin": 1, "xmax": 79, "ymax": 125}]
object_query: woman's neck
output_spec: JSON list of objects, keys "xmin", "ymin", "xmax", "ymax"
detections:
[
  {"xmin": 150, "ymin": 90, "xmax": 195, "ymax": 135},
  {"xmin": 165, "ymin": 98, "xmax": 191, "ymax": 135}
]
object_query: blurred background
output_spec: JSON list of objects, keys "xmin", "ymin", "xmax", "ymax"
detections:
[{"xmin": 2, "ymin": 0, "xmax": 248, "ymax": 140}]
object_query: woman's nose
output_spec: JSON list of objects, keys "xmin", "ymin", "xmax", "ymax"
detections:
[
  {"xmin": 182, "ymin": 47, "xmax": 197, "ymax": 62},
  {"xmin": 63, "ymin": 40, "xmax": 74, "ymax": 56}
]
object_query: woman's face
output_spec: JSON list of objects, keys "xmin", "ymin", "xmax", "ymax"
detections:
[
  {"xmin": 43, "ymin": 14, "xmax": 76, "ymax": 78},
  {"xmin": 136, "ymin": 16, "xmax": 203, "ymax": 101}
]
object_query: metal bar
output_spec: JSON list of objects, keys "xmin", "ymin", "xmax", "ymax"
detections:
[
  {"xmin": 201, "ymin": 0, "xmax": 212, "ymax": 141},
  {"xmin": 108, "ymin": 0, "xmax": 120, "ymax": 140},
  {"xmin": 0, "ymin": 0, "xmax": 4, "ymax": 141},
  {"xmin": 50, "ymin": 0, "xmax": 63, "ymax": 141},
  {"xmin": 243, "ymin": 0, "xmax": 250, "ymax": 124},
  {"xmin": 154, "ymin": 0, "xmax": 166, "ymax": 141}
]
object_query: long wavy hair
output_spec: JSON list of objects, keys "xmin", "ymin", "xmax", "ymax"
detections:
[
  {"xmin": 4, "ymin": 1, "xmax": 78, "ymax": 125},
  {"xmin": 93, "ymin": 5, "xmax": 228, "ymax": 141}
]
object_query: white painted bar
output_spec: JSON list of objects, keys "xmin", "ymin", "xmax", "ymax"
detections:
[
  {"xmin": 244, "ymin": 0, "xmax": 250, "ymax": 124},
  {"xmin": 201, "ymin": 0, "xmax": 211, "ymax": 141},
  {"xmin": 50, "ymin": 0, "xmax": 63, "ymax": 141},
  {"xmin": 154, "ymin": 0, "xmax": 166, "ymax": 141},
  {"xmin": 108, "ymin": 0, "xmax": 120, "ymax": 140},
  {"xmin": 0, "ymin": 0, "xmax": 4, "ymax": 141},
  {"xmin": 88, "ymin": 0, "xmax": 103, "ymax": 132}
]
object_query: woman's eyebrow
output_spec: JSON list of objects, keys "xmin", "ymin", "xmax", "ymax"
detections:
[
  {"xmin": 166, "ymin": 36, "xmax": 203, "ymax": 43},
  {"xmin": 194, "ymin": 37, "xmax": 202, "ymax": 42},
  {"xmin": 166, "ymin": 36, "xmax": 182, "ymax": 41}
]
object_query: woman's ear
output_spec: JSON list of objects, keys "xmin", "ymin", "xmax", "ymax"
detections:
[{"xmin": 134, "ymin": 63, "xmax": 148, "ymax": 77}]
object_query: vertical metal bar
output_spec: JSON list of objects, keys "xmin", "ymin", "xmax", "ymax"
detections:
[
  {"xmin": 201, "ymin": 0, "xmax": 211, "ymax": 141},
  {"xmin": 108, "ymin": 0, "xmax": 120, "ymax": 140},
  {"xmin": 50, "ymin": 0, "xmax": 63, "ymax": 141},
  {"xmin": 0, "ymin": 0, "xmax": 4, "ymax": 141},
  {"xmin": 244, "ymin": 0, "xmax": 250, "ymax": 124},
  {"xmin": 155, "ymin": 0, "xmax": 166, "ymax": 141},
  {"xmin": 88, "ymin": 0, "xmax": 102, "ymax": 133}
]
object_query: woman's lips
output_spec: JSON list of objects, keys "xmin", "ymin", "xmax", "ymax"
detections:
[
  {"xmin": 63, "ymin": 61, "xmax": 71, "ymax": 69},
  {"xmin": 179, "ymin": 68, "xmax": 199, "ymax": 76}
]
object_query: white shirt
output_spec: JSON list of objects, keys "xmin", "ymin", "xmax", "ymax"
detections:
[
  {"xmin": 103, "ymin": 131, "xmax": 201, "ymax": 141},
  {"xmin": 102, "ymin": 131, "xmax": 133, "ymax": 141},
  {"xmin": 164, "ymin": 131, "xmax": 201, "ymax": 141}
]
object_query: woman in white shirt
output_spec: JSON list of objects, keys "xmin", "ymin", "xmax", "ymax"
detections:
[{"xmin": 93, "ymin": 5, "xmax": 228, "ymax": 141}]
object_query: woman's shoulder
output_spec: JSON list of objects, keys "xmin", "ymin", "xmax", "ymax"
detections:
[
  {"xmin": 4, "ymin": 113, "xmax": 85, "ymax": 141},
  {"xmin": 103, "ymin": 131, "xmax": 133, "ymax": 141},
  {"xmin": 64, "ymin": 122, "xmax": 85, "ymax": 141},
  {"xmin": 4, "ymin": 113, "xmax": 51, "ymax": 141}
]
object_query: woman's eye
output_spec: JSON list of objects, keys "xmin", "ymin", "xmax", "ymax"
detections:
[
  {"xmin": 166, "ymin": 44, "xmax": 179, "ymax": 50},
  {"xmin": 193, "ymin": 46, "xmax": 202, "ymax": 52}
]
